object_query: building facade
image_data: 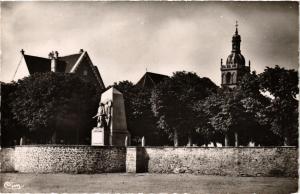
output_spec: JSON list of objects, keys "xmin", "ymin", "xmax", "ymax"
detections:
[
  {"xmin": 221, "ymin": 23, "xmax": 250, "ymax": 88},
  {"xmin": 13, "ymin": 49, "xmax": 105, "ymax": 92}
]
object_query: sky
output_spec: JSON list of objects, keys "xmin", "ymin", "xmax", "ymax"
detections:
[{"xmin": 1, "ymin": 1, "xmax": 298, "ymax": 86}]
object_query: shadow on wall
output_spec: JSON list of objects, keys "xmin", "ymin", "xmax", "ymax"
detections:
[{"xmin": 136, "ymin": 147, "xmax": 149, "ymax": 173}]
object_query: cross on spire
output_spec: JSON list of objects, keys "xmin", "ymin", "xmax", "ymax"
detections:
[{"xmin": 235, "ymin": 20, "xmax": 239, "ymax": 34}]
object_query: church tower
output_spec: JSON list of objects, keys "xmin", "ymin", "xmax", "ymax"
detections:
[{"xmin": 221, "ymin": 21, "xmax": 250, "ymax": 88}]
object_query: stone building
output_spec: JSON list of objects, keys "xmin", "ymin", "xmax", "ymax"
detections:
[
  {"xmin": 221, "ymin": 23, "xmax": 250, "ymax": 88},
  {"xmin": 13, "ymin": 49, "xmax": 105, "ymax": 92}
]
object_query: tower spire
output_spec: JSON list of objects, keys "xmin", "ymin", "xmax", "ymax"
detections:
[{"xmin": 235, "ymin": 20, "xmax": 238, "ymax": 35}]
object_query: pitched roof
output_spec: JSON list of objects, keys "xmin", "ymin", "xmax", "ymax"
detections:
[
  {"xmin": 21, "ymin": 51, "xmax": 105, "ymax": 90},
  {"xmin": 136, "ymin": 72, "xmax": 169, "ymax": 88},
  {"xmin": 23, "ymin": 53, "xmax": 82, "ymax": 74},
  {"xmin": 23, "ymin": 55, "xmax": 51, "ymax": 74},
  {"xmin": 59, "ymin": 54, "xmax": 82, "ymax": 72}
]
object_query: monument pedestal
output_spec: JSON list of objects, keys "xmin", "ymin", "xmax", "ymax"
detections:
[
  {"xmin": 93, "ymin": 87, "xmax": 131, "ymax": 146},
  {"xmin": 91, "ymin": 127, "xmax": 105, "ymax": 146}
]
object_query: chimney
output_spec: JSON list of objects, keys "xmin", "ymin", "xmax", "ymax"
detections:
[
  {"xmin": 54, "ymin": 51, "xmax": 59, "ymax": 59},
  {"xmin": 49, "ymin": 51, "xmax": 57, "ymax": 72},
  {"xmin": 48, "ymin": 51, "xmax": 54, "ymax": 59},
  {"xmin": 79, "ymin": 49, "xmax": 84, "ymax": 54},
  {"xmin": 20, "ymin": 49, "xmax": 25, "ymax": 55}
]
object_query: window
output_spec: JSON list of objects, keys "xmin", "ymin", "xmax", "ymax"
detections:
[
  {"xmin": 83, "ymin": 70, "xmax": 88, "ymax": 76},
  {"xmin": 226, "ymin": 72, "xmax": 231, "ymax": 84}
]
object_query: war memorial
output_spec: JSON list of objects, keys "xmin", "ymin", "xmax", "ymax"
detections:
[
  {"xmin": 1, "ymin": 22, "xmax": 297, "ymax": 175},
  {"xmin": 0, "ymin": 1, "xmax": 298, "ymax": 193}
]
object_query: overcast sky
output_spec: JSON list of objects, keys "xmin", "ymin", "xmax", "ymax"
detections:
[{"xmin": 1, "ymin": 1, "xmax": 298, "ymax": 86}]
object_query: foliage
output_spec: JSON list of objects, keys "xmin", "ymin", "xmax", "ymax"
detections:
[
  {"xmin": 113, "ymin": 81, "xmax": 166, "ymax": 145},
  {"xmin": 259, "ymin": 65, "xmax": 298, "ymax": 99},
  {"xmin": 150, "ymin": 71, "xmax": 218, "ymax": 146},
  {"xmin": 11, "ymin": 72, "xmax": 99, "ymax": 144},
  {"xmin": 259, "ymin": 66, "xmax": 298, "ymax": 146},
  {"xmin": 197, "ymin": 70, "xmax": 286, "ymax": 146},
  {"xmin": 1, "ymin": 82, "xmax": 26, "ymax": 147}
]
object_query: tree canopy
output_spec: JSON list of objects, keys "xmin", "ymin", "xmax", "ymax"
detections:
[
  {"xmin": 10, "ymin": 72, "xmax": 99, "ymax": 144},
  {"xmin": 150, "ymin": 71, "xmax": 218, "ymax": 146},
  {"xmin": 258, "ymin": 66, "xmax": 298, "ymax": 146},
  {"xmin": 113, "ymin": 81, "xmax": 167, "ymax": 145}
]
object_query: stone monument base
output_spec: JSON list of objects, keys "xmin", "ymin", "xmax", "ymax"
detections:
[{"xmin": 91, "ymin": 127, "xmax": 105, "ymax": 146}]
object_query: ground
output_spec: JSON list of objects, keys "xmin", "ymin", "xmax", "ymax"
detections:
[{"xmin": 0, "ymin": 173, "xmax": 298, "ymax": 193}]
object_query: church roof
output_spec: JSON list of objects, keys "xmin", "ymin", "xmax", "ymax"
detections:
[
  {"xmin": 23, "ymin": 53, "xmax": 82, "ymax": 73},
  {"xmin": 136, "ymin": 72, "xmax": 169, "ymax": 88},
  {"xmin": 226, "ymin": 53, "xmax": 245, "ymax": 67}
]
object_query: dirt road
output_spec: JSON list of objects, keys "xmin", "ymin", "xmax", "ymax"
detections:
[{"xmin": 0, "ymin": 173, "xmax": 298, "ymax": 193}]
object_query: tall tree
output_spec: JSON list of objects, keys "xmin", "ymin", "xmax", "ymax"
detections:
[
  {"xmin": 1, "ymin": 82, "xmax": 27, "ymax": 147},
  {"xmin": 113, "ymin": 81, "xmax": 166, "ymax": 145},
  {"xmin": 151, "ymin": 71, "xmax": 217, "ymax": 146},
  {"xmin": 11, "ymin": 72, "xmax": 99, "ymax": 144},
  {"xmin": 259, "ymin": 66, "xmax": 298, "ymax": 146}
]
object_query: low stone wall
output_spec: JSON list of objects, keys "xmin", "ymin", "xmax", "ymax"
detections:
[
  {"xmin": 0, "ymin": 148, "xmax": 15, "ymax": 172},
  {"xmin": 130, "ymin": 147, "xmax": 298, "ymax": 177},
  {"xmin": 13, "ymin": 145, "xmax": 126, "ymax": 173},
  {"xmin": 1, "ymin": 146, "xmax": 297, "ymax": 176}
]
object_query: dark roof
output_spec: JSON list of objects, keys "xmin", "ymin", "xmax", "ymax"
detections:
[
  {"xmin": 24, "ymin": 55, "xmax": 51, "ymax": 74},
  {"xmin": 136, "ymin": 72, "xmax": 169, "ymax": 88},
  {"xmin": 226, "ymin": 53, "xmax": 245, "ymax": 67},
  {"xmin": 23, "ymin": 53, "xmax": 82, "ymax": 74},
  {"xmin": 59, "ymin": 54, "xmax": 82, "ymax": 72},
  {"xmin": 92, "ymin": 66, "xmax": 105, "ymax": 88}
]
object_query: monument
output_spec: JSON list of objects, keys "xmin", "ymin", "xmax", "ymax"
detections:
[{"xmin": 92, "ymin": 87, "xmax": 131, "ymax": 146}]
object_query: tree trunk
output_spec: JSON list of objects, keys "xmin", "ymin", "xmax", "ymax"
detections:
[
  {"xmin": 174, "ymin": 129, "xmax": 178, "ymax": 147},
  {"xmin": 283, "ymin": 128, "xmax": 291, "ymax": 146},
  {"xmin": 76, "ymin": 128, "xmax": 79, "ymax": 144},
  {"xmin": 224, "ymin": 134, "xmax": 229, "ymax": 147},
  {"xmin": 283, "ymin": 137, "xmax": 289, "ymax": 146},
  {"xmin": 51, "ymin": 131, "xmax": 57, "ymax": 144},
  {"xmin": 213, "ymin": 141, "xmax": 217, "ymax": 147},
  {"xmin": 141, "ymin": 136, "xmax": 145, "ymax": 147},
  {"xmin": 234, "ymin": 132, "xmax": 238, "ymax": 147},
  {"xmin": 187, "ymin": 135, "xmax": 192, "ymax": 147},
  {"xmin": 20, "ymin": 136, "xmax": 25, "ymax": 145}
]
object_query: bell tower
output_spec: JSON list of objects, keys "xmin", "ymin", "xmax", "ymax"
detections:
[{"xmin": 221, "ymin": 21, "xmax": 250, "ymax": 88}]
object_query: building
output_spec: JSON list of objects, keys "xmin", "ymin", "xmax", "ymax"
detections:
[
  {"xmin": 13, "ymin": 49, "xmax": 105, "ymax": 92},
  {"xmin": 221, "ymin": 22, "xmax": 250, "ymax": 88},
  {"xmin": 135, "ymin": 72, "xmax": 169, "ymax": 89}
]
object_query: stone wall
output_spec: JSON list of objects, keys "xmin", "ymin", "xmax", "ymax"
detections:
[
  {"xmin": 1, "ymin": 146, "xmax": 297, "ymax": 176},
  {"xmin": 13, "ymin": 145, "xmax": 126, "ymax": 173},
  {"xmin": 0, "ymin": 148, "xmax": 15, "ymax": 172},
  {"xmin": 130, "ymin": 147, "xmax": 298, "ymax": 177}
]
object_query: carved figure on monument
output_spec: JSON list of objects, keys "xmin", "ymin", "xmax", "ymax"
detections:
[
  {"xmin": 100, "ymin": 87, "xmax": 131, "ymax": 146},
  {"xmin": 93, "ymin": 103, "xmax": 107, "ymax": 128},
  {"xmin": 91, "ymin": 87, "xmax": 131, "ymax": 146},
  {"xmin": 105, "ymin": 100, "xmax": 113, "ymax": 127}
]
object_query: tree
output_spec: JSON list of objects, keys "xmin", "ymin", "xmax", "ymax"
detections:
[
  {"xmin": 11, "ymin": 72, "xmax": 99, "ymax": 144},
  {"xmin": 198, "ymin": 72, "xmax": 269, "ymax": 147},
  {"xmin": 151, "ymin": 71, "xmax": 217, "ymax": 146},
  {"xmin": 259, "ymin": 66, "xmax": 298, "ymax": 146},
  {"xmin": 1, "ymin": 82, "xmax": 26, "ymax": 147},
  {"xmin": 113, "ymin": 81, "xmax": 166, "ymax": 145},
  {"xmin": 194, "ymin": 90, "xmax": 223, "ymax": 146},
  {"xmin": 200, "ymin": 89, "xmax": 247, "ymax": 146},
  {"xmin": 235, "ymin": 72, "xmax": 278, "ymax": 146}
]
